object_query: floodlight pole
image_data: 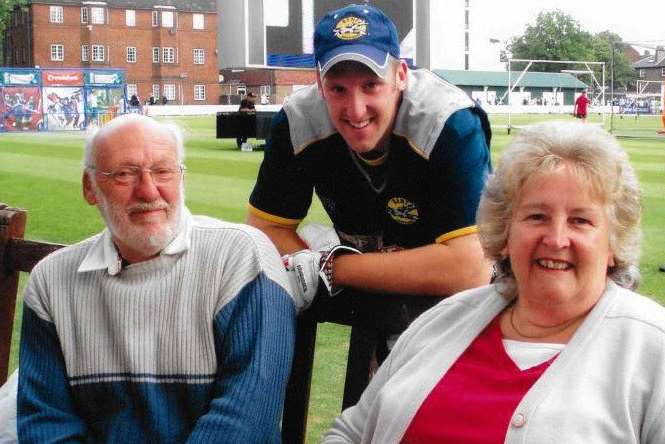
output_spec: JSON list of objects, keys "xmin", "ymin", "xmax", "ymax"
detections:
[{"xmin": 610, "ymin": 42, "xmax": 615, "ymax": 133}]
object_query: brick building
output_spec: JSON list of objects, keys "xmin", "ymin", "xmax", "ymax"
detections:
[
  {"xmin": 219, "ymin": 67, "xmax": 316, "ymax": 105},
  {"xmin": 3, "ymin": 0, "xmax": 219, "ymax": 105},
  {"xmin": 632, "ymin": 46, "xmax": 665, "ymax": 96}
]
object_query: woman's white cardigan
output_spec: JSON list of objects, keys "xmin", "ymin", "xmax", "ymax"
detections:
[{"xmin": 324, "ymin": 281, "xmax": 665, "ymax": 444}]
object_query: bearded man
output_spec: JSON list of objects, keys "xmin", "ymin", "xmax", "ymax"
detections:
[{"xmin": 17, "ymin": 114, "xmax": 295, "ymax": 443}]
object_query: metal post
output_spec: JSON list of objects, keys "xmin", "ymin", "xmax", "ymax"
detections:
[{"xmin": 610, "ymin": 42, "xmax": 615, "ymax": 133}]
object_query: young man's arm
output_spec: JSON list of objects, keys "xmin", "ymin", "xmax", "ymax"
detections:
[
  {"xmin": 246, "ymin": 213, "xmax": 307, "ymax": 254},
  {"xmin": 332, "ymin": 233, "xmax": 491, "ymax": 296}
]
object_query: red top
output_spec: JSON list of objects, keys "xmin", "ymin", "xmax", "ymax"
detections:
[
  {"xmin": 575, "ymin": 94, "xmax": 590, "ymax": 115},
  {"xmin": 401, "ymin": 317, "xmax": 556, "ymax": 444}
]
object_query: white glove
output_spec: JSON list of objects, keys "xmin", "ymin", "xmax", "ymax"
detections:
[
  {"xmin": 297, "ymin": 224, "xmax": 340, "ymax": 251},
  {"xmin": 282, "ymin": 249, "xmax": 325, "ymax": 313}
]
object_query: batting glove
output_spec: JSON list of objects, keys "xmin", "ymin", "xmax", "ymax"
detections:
[
  {"xmin": 282, "ymin": 246, "xmax": 360, "ymax": 313},
  {"xmin": 282, "ymin": 249, "xmax": 324, "ymax": 313}
]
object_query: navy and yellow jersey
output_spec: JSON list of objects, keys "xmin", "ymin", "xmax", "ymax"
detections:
[{"xmin": 249, "ymin": 68, "xmax": 491, "ymax": 252}]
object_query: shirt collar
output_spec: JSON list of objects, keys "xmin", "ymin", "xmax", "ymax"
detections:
[{"xmin": 77, "ymin": 207, "xmax": 192, "ymax": 276}]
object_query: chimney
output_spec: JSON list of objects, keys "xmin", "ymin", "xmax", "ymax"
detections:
[{"xmin": 656, "ymin": 46, "xmax": 665, "ymax": 62}]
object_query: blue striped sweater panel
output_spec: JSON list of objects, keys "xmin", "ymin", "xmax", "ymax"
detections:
[{"xmin": 18, "ymin": 216, "xmax": 296, "ymax": 443}]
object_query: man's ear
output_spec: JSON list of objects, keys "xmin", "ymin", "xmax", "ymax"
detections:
[
  {"xmin": 82, "ymin": 171, "xmax": 98, "ymax": 206},
  {"xmin": 395, "ymin": 60, "xmax": 408, "ymax": 91},
  {"xmin": 316, "ymin": 69, "xmax": 324, "ymax": 96}
]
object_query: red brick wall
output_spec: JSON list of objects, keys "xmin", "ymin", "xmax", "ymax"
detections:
[{"xmin": 27, "ymin": 4, "xmax": 219, "ymax": 105}]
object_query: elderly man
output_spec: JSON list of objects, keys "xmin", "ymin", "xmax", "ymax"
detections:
[
  {"xmin": 247, "ymin": 4, "xmax": 492, "ymax": 364},
  {"xmin": 17, "ymin": 114, "xmax": 295, "ymax": 443}
]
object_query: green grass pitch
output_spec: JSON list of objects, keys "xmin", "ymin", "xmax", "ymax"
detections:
[{"xmin": 1, "ymin": 113, "xmax": 664, "ymax": 442}]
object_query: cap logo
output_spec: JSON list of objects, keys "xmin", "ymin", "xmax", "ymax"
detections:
[{"xmin": 333, "ymin": 16, "xmax": 368, "ymax": 41}]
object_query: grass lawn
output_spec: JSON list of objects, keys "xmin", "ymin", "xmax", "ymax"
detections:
[{"xmin": 1, "ymin": 113, "xmax": 664, "ymax": 442}]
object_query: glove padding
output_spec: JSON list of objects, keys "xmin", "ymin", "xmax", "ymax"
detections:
[
  {"xmin": 282, "ymin": 249, "xmax": 326, "ymax": 313},
  {"xmin": 282, "ymin": 245, "xmax": 360, "ymax": 313},
  {"xmin": 297, "ymin": 224, "xmax": 341, "ymax": 251}
]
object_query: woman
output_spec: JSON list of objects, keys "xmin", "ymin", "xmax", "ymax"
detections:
[{"xmin": 324, "ymin": 121, "xmax": 665, "ymax": 443}]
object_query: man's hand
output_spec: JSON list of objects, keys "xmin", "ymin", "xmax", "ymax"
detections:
[{"xmin": 282, "ymin": 249, "xmax": 324, "ymax": 313}]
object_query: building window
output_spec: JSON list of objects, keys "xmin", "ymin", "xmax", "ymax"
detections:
[
  {"xmin": 127, "ymin": 84, "xmax": 138, "ymax": 99},
  {"xmin": 126, "ymin": 10, "xmax": 135, "ymax": 27},
  {"xmin": 152, "ymin": 84, "xmax": 160, "ymax": 99},
  {"xmin": 92, "ymin": 44, "xmax": 105, "ymax": 62},
  {"xmin": 193, "ymin": 13, "xmax": 204, "ymax": 30},
  {"xmin": 152, "ymin": 47, "xmax": 160, "ymax": 63},
  {"xmin": 50, "ymin": 6, "xmax": 63, "ymax": 23},
  {"xmin": 193, "ymin": 48, "xmax": 204, "ymax": 64},
  {"xmin": 81, "ymin": 45, "xmax": 89, "ymax": 62},
  {"xmin": 639, "ymin": 69, "xmax": 646, "ymax": 78},
  {"xmin": 50, "ymin": 44, "xmax": 64, "ymax": 61},
  {"xmin": 194, "ymin": 85, "xmax": 206, "ymax": 101},
  {"xmin": 152, "ymin": 11, "xmax": 159, "ymax": 27},
  {"xmin": 661, "ymin": 68, "xmax": 665, "ymax": 77},
  {"xmin": 162, "ymin": 47, "xmax": 175, "ymax": 63},
  {"xmin": 90, "ymin": 7, "xmax": 105, "ymax": 24},
  {"xmin": 81, "ymin": 7, "xmax": 88, "ymax": 24},
  {"xmin": 127, "ymin": 47, "xmax": 137, "ymax": 63},
  {"xmin": 163, "ymin": 84, "xmax": 176, "ymax": 101},
  {"xmin": 161, "ymin": 10, "xmax": 174, "ymax": 28}
]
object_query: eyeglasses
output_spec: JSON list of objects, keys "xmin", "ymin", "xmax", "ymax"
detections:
[{"xmin": 92, "ymin": 164, "xmax": 186, "ymax": 186}]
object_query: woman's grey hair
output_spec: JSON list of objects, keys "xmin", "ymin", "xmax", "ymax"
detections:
[
  {"xmin": 477, "ymin": 120, "xmax": 642, "ymax": 298},
  {"xmin": 83, "ymin": 113, "xmax": 185, "ymax": 170}
]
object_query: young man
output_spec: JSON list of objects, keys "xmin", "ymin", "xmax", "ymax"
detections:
[
  {"xmin": 574, "ymin": 90, "xmax": 590, "ymax": 122},
  {"xmin": 247, "ymin": 5, "xmax": 492, "ymax": 355},
  {"xmin": 17, "ymin": 114, "xmax": 295, "ymax": 443}
]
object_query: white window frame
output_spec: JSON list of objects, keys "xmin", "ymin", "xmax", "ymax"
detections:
[
  {"xmin": 50, "ymin": 6, "xmax": 63, "ymax": 23},
  {"xmin": 162, "ymin": 47, "xmax": 175, "ymax": 64},
  {"xmin": 92, "ymin": 44, "xmax": 105, "ymax": 62},
  {"xmin": 125, "ymin": 9, "xmax": 135, "ymax": 27},
  {"xmin": 126, "ymin": 84, "xmax": 138, "ymax": 99},
  {"xmin": 661, "ymin": 68, "xmax": 665, "ymax": 77},
  {"xmin": 81, "ymin": 44, "xmax": 89, "ymax": 62},
  {"xmin": 194, "ymin": 85, "xmax": 206, "ymax": 101},
  {"xmin": 90, "ymin": 7, "xmax": 105, "ymax": 25},
  {"xmin": 192, "ymin": 13, "xmax": 204, "ymax": 30},
  {"xmin": 161, "ymin": 10, "xmax": 174, "ymax": 28},
  {"xmin": 639, "ymin": 69, "xmax": 646, "ymax": 78},
  {"xmin": 126, "ymin": 47, "xmax": 137, "ymax": 63},
  {"xmin": 152, "ymin": 47, "xmax": 160, "ymax": 63},
  {"xmin": 152, "ymin": 84, "xmax": 160, "ymax": 99},
  {"xmin": 50, "ymin": 44, "xmax": 64, "ymax": 61},
  {"xmin": 193, "ymin": 48, "xmax": 204, "ymax": 65},
  {"xmin": 81, "ymin": 7, "xmax": 88, "ymax": 24},
  {"xmin": 163, "ymin": 84, "xmax": 176, "ymax": 101},
  {"xmin": 151, "ymin": 10, "xmax": 159, "ymax": 27}
]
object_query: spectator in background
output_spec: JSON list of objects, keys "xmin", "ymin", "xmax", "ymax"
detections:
[
  {"xmin": 161, "ymin": 95, "xmax": 168, "ymax": 105},
  {"xmin": 237, "ymin": 92, "xmax": 256, "ymax": 148},
  {"xmin": 573, "ymin": 90, "xmax": 590, "ymax": 122}
]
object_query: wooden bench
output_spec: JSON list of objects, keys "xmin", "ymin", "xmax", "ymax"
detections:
[{"xmin": 0, "ymin": 203, "xmax": 436, "ymax": 443}]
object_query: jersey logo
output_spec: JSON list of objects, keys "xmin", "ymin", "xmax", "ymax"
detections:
[
  {"xmin": 387, "ymin": 197, "xmax": 419, "ymax": 225},
  {"xmin": 333, "ymin": 17, "xmax": 368, "ymax": 41}
]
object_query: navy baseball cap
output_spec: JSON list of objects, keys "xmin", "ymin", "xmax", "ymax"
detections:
[{"xmin": 314, "ymin": 4, "xmax": 400, "ymax": 79}]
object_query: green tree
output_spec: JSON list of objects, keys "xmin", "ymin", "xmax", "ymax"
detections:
[
  {"xmin": 590, "ymin": 31, "xmax": 636, "ymax": 90},
  {"xmin": 508, "ymin": 9, "xmax": 593, "ymax": 72},
  {"xmin": 0, "ymin": 0, "xmax": 27, "ymax": 63}
]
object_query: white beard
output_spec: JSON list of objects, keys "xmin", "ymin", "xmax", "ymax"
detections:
[{"xmin": 95, "ymin": 187, "xmax": 183, "ymax": 259}]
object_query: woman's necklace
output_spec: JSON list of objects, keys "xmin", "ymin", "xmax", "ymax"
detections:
[{"xmin": 509, "ymin": 305, "xmax": 586, "ymax": 340}]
